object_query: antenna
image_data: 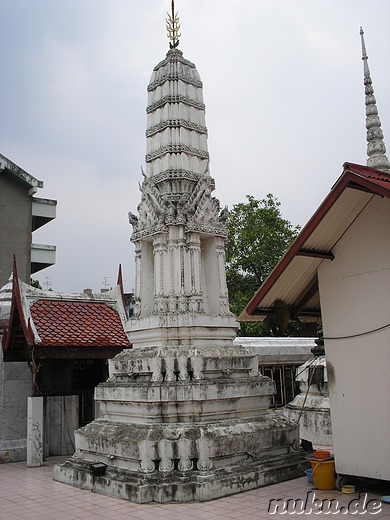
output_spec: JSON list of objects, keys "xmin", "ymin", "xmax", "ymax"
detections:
[{"xmin": 102, "ymin": 277, "xmax": 112, "ymax": 290}]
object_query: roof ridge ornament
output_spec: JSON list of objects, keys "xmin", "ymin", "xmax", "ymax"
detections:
[
  {"xmin": 166, "ymin": 0, "xmax": 181, "ymax": 48},
  {"xmin": 359, "ymin": 27, "xmax": 390, "ymax": 172}
]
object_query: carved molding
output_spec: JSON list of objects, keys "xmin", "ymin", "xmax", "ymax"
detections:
[
  {"xmin": 152, "ymin": 170, "xmax": 206, "ymax": 184},
  {"xmin": 146, "ymin": 119, "xmax": 207, "ymax": 138},
  {"xmin": 132, "ymin": 223, "xmax": 227, "ymax": 242},
  {"xmin": 153, "ymin": 295, "xmax": 204, "ymax": 315},
  {"xmin": 145, "ymin": 144, "xmax": 209, "ymax": 163},
  {"xmin": 152, "ymin": 49, "xmax": 197, "ymax": 72},
  {"xmin": 147, "ymin": 95, "xmax": 205, "ymax": 114},
  {"xmin": 148, "ymin": 72, "xmax": 203, "ymax": 91},
  {"xmin": 132, "ymin": 227, "xmax": 168, "ymax": 241},
  {"xmin": 185, "ymin": 222, "xmax": 227, "ymax": 237}
]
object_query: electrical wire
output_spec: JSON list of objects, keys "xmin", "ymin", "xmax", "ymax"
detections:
[
  {"xmin": 294, "ymin": 356, "xmax": 318, "ymax": 378},
  {"xmin": 290, "ymin": 366, "xmax": 317, "ymax": 426},
  {"xmin": 0, "ymin": 262, "xmax": 13, "ymax": 275},
  {"xmin": 323, "ymin": 321, "xmax": 390, "ymax": 340}
]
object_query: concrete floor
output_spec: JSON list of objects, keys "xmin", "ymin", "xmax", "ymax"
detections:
[{"xmin": 0, "ymin": 456, "xmax": 389, "ymax": 519}]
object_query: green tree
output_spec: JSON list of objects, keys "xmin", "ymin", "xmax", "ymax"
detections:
[
  {"xmin": 30, "ymin": 279, "xmax": 42, "ymax": 289},
  {"xmin": 226, "ymin": 194, "xmax": 300, "ymax": 336}
]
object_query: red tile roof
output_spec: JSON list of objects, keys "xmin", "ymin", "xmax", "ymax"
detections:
[{"xmin": 30, "ymin": 299, "xmax": 130, "ymax": 347}]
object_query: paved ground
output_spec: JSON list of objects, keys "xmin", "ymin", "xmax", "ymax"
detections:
[{"xmin": 0, "ymin": 456, "xmax": 389, "ymax": 519}]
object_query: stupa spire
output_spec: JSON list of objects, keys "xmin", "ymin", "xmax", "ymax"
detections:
[
  {"xmin": 166, "ymin": 0, "xmax": 181, "ymax": 48},
  {"xmin": 128, "ymin": 21, "xmax": 233, "ymax": 341},
  {"xmin": 360, "ymin": 27, "xmax": 390, "ymax": 172}
]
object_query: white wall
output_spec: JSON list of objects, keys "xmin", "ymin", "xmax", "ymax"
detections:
[
  {"xmin": 318, "ymin": 195, "xmax": 390, "ymax": 479},
  {"xmin": 0, "ymin": 352, "xmax": 31, "ymax": 463}
]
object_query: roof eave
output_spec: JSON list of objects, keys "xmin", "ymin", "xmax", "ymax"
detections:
[
  {"xmin": 0, "ymin": 154, "xmax": 43, "ymax": 190},
  {"xmin": 244, "ymin": 163, "xmax": 390, "ymax": 317}
]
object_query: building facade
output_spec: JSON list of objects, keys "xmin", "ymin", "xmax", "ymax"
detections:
[
  {"xmin": 0, "ymin": 153, "xmax": 56, "ymax": 288},
  {"xmin": 0, "ymin": 153, "xmax": 56, "ymax": 462}
]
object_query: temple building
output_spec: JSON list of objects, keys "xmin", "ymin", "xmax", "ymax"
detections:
[{"xmin": 1, "ymin": 262, "xmax": 130, "ymax": 464}]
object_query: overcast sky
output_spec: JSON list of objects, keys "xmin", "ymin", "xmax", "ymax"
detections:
[{"xmin": 1, "ymin": 0, "xmax": 389, "ymax": 293}]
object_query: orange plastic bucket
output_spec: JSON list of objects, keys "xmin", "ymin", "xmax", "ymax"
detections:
[{"xmin": 310, "ymin": 459, "xmax": 335, "ymax": 490}]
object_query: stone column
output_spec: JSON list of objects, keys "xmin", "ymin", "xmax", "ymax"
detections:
[
  {"xmin": 139, "ymin": 240, "xmax": 155, "ymax": 317},
  {"xmin": 166, "ymin": 225, "xmax": 187, "ymax": 312},
  {"xmin": 27, "ymin": 396, "xmax": 44, "ymax": 467},
  {"xmin": 187, "ymin": 232, "xmax": 203, "ymax": 312},
  {"xmin": 153, "ymin": 234, "xmax": 168, "ymax": 314},
  {"xmin": 216, "ymin": 236, "xmax": 229, "ymax": 314},
  {"xmin": 133, "ymin": 241, "xmax": 142, "ymax": 318}
]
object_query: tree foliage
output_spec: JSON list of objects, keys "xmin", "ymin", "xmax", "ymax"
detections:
[
  {"xmin": 226, "ymin": 194, "xmax": 300, "ymax": 336},
  {"xmin": 30, "ymin": 279, "xmax": 42, "ymax": 289}
]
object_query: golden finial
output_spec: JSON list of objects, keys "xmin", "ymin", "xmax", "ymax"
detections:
[{"xmin": 166, "ymin": 0, "xmax": 181, "ymax": 48}]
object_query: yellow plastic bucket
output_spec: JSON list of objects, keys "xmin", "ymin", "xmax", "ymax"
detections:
[{"xmin": 310, "ymin": 460, "xmax": 335, "ymax": 490}]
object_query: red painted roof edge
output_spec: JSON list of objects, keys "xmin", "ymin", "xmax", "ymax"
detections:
[
  {"xmin": 342, "ymin": 162, "xmax": 390, "ymax": 197},
  {"xmin": 342, "ymin": 161, "xmax": 390, "ymax": 181},
  {"xmin": 245, "ymin": 162, "xmax": 390, "ymax": 317},
  {"xmin": 2, "ymin": 257, "xmax": 31, "ymax": 353},
  {"xmin": 117, "ymin": 264, "xmax": 127, "ymax": 319}
]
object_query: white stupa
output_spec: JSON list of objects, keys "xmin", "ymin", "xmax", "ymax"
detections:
[
  {"xmin": 126, "ymin": 42, "xmax": 236, "ymax": 348},
  {"xmin": 54, "ymin": 3, "xmax": 305, "ymax": 502}
]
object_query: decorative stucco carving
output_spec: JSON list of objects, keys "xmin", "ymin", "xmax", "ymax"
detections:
[
  {"xmin": 146, "ymin": 119, "xmax": 208, "ymax": 138},
  {"xmin": 130, "ymin": 170, "xmax": 227, "ymax": 239},
  {"xmin": 151, "ymin": 49, "xmax": 199, "ymax": 75},
  {"xmin": 146, "ymin": 95, "xmax": 205, "ymax": 114},
  {"xmin": 145, "ymin": 144, "xmax": 209, "ymax": 163},
  {"xmin": 148, "ymin": 71, "xmax": 203, "ymax": 92},
  {"xmin": 152, "ymin": 170, "xmax": 201, "ymax": 184}
]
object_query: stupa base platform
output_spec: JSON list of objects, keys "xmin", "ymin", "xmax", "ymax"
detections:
[
  {"xmin": 54, "ymin": 450, "xmax": 307, "ymax": 503},
  {"xmin": 53, "ymin": 412, "xmax": 308, "ymax": 503},
  {"xmin": 53, "ymin": 344, "xmax": 308, "ymax": 503}
]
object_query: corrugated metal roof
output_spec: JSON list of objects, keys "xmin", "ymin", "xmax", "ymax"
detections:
[{"xmin": 240, "ymin": 163, "xmax": 390, "ymax": 322}]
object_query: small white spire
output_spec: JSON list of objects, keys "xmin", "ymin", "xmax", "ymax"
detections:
[
  {"xmin": 360, "ymin": 27, "xmax": 370, "ymax": 77},
  {"xmin": 360, "ymin": 27, "xmax": 390, "ymax": 172}
]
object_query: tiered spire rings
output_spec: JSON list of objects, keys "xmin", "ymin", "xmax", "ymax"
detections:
[{"xmin": 360, "ymin": 27, "xmax": 390, "ymax": 172}]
